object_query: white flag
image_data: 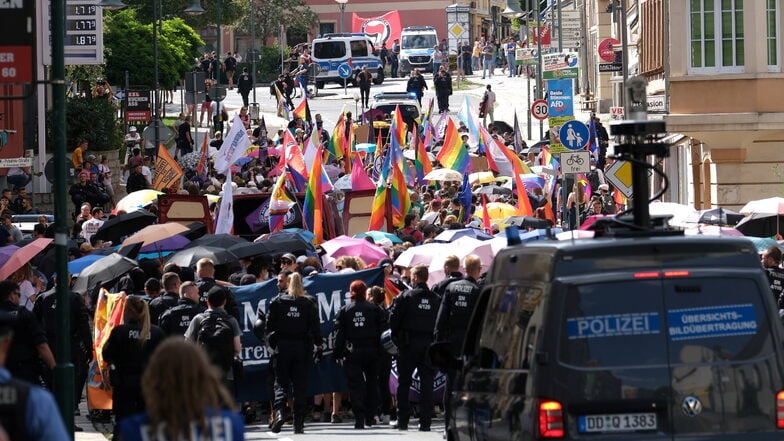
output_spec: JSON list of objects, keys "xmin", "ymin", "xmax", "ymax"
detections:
[
  {"xmin": 215, "ymin": 174, "xmax": 234, "ymax": 234},
  {"xmin": 213, "ymin": 116, "xmax": 251, "ymax": 173}
]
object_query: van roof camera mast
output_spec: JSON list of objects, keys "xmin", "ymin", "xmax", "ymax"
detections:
[{"xmin": 609, "ymin": 76, "xmax": 669, "ymax": 230}]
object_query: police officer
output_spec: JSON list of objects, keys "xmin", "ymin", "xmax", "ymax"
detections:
[
  {"xmin": 265, "ymin": 272, "xmax": 322, "ymax": 434},
  {"xmin": 237, "ymin": 67, "xmax": 254, "ymax": 107},
  {"xmin": 195, "ymin": 258, "xmax": 240, "ymax": 321},
  {"xmin": 32, "ymin": 280, "xmax": 92, "ymax": 421},
  {"xmin": 148, "ymin": 272, "xmax": 181, "ymax": 325},
  {"xmin": 390, "ymin": 38, "xmax": 401, "ymax": 78},
  {"xmin": 0, "ymin": 309, "xmax": 69, "ymax": 439},
  {"xmin": 159, "ymin": 281, "xmax": 206, "ymax": 336},
  {"xmin": 334, "ymin": 280, "xmax": 385, "ymax": 429},
  {"xmin": 762, "ymin": 246, "xmax": 784, "ymax": 305},
  {"xmin": 431, "ymin": 255, "xmax": 463, "ymax": 297},
  {"xmin": 389, "ymin": 265, "xmax": 439, "ymax": 431},
  {"xmin": 0, "ymin": 281, "xmax": 55, "ymax": 387},
  {"xmin": 434, "ymin": 254, "xmax": 482, "ymax": 432}
]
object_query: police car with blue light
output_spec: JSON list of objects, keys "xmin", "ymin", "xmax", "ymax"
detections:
[
  {"xmin": 311, "ymin": 33, "xmax": 385, "ymax": 89},
  {"xmin": 432, "ymin": 77, "xmax": 784, "ymax": 441}
]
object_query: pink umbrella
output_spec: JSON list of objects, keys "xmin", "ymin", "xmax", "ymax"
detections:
[
  {"xmin": 579, "ymin": 214, "xmax": 611, "ymax": 230},
  {"xmin": 427, "ymin": 237, "xmax": 494, "ymax": 286},
  {"xmin": 321, "ymin": 235, "xmax": 389, "ymax": 266},
  {"xmin": 393, "ymin": 243, "xmax": 451, "ymax": 268},
  {"xmin": 0, "ymin": 238, "xmax": 53, "ymax": 280}
]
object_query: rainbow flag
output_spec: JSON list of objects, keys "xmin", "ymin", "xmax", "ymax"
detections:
[
  {"xmin": 414, "ymin": 127, "xmax": 432, "ymax": 186},
  {"xmin": 576, "ymin": 174, "xmax": 592, "ymax": 199},
  {"xmin": 327, "ymin": 112, "xmax": 346, "ymax": 161},
  {"xmin": 196, "ymin": 131, "xmax": 209, "ymax": 176},
  {"xmin": 343, "ymin": 119, "xmax": 355, "ymax": 174},
  {"xmin": 269, "ymin": 174, "xmax": 295, "ymax": 233},
  {"xmin": 293, "ymin": 96, "xmax": 312, "ymax": 123},
  {"xmin": 391, "ymin": 105, "xmax": 407, "ymax": 147},
  {"xmin": 369, "ymin": 144, "xmax": 392, "ymax": 231},
  {"xmin": 514, "ymin": 167, "xmax": 534, "ymax": 217},
  {"xmin": 436, "ymin": 118, "xmax": 470, "ymax": 174},
  {"xmin": 274, "ymin": 84, "xmax": 290, "ymax": 120},
  {"xmin": 388, "ymin": 139, "xmax": 411, "ymax": 227},
  {"xmin": 303, "ymin": 144, "xmax": 324, "ymax": 244}
]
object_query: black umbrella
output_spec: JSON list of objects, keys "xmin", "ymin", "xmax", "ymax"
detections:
[
  {"xmin": 503, "ymin": 215, "xmax": 553, "ymax": 229},
  {"xmin": 698, "ymin": 207, "xmax": 744, "ymax": 226},
  {"xmin": 229, "ymin": 241, "xmax": 277, "ymax": 260},
  {"xmin": 167, "ymin": 245, "xmax": 238, "ymax": 268},
  {"xmin": 736, "ymin": 213, "xmax": 784, "ymax": 238},
  {"xmin": 184, "ymin": 233, "xmax": 248, "ymax": 250},
  {"xmin": 72, "ymin": 253, "xmax": 138, "ymax": 294},
  {"xmin": 258, "ymin": 231, "xmax": 316, "ymax": 255},
  {"xmin": 473, "ymin": 185, "xmax": 512, "ymax": 195},
  {"xmin": 118, "ymin": 242, "xmax": 143, "ymax": 260},
  {"xmin": 182, "ymin": 222, "xmax": 208, "ymax": 241},
  {"xmin": 94, "ymin": 210, "xmax": 157, "ymax": 243}
]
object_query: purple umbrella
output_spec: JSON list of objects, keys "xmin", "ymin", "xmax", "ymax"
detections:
[
  {"xmin": 139, "ymin": 235, "xmax": 191, "ymax": 253},
  {"xmin": 0, "ymin": 245, "xmax": 20, "ymax": 268}
]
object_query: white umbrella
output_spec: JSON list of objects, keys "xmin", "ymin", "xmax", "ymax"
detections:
[
  {"xmin": 333, "ymin": 174, "xmax": 353, "ymax": 191},
  {"xmin": 648, "ymin": 202, "xmax": 697, "ymax": 226},
  {"xmin": 402, "ymin": 149, "xmax": 435, "ymax": 161},
  {"xmin": 424, "ymin": 168, "xmax": 464, "ymax": 182},
  {"xmin": 739, "ymin": 197, "xmax": 784, "ymax": 215}
]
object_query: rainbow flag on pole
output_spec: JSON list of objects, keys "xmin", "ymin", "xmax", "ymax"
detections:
[
  {"xmin": 436, "ymin": 118, "xmax": 470, "ymax": 174},
  {"xmin": 303, "ymin": 144, "xmax": 324, "ymax": 244}
]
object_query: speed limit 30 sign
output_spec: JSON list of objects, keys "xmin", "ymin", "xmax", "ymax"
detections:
[{"xmin": 531, "ymin": 99, "xmax": 549, "ymax": 120}]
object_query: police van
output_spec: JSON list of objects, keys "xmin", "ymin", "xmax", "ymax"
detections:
[
  {"xmin": 399, "ymin": 26, "xmax": 439, "ymax": 75},
  {"xmin": 435, "ymin": 78, "xmax": 784, "ymax": 441},
  {"xmin": 311, "ymin": 33, "xmax": 385, "ymax": 89}
]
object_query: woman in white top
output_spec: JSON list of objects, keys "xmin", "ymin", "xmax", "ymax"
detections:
[
  {"xmin": 98, "ymin": 155, "xmax": 114, "ymax": 208},
  {"xmin": 10, "ymin": 263, "xmax": 42, "ymax": 311}
]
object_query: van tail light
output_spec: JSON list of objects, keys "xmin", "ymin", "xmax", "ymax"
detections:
[
  {"xmin": 777, "ymin": 390, "xmax": 784, "ymax": 428},
  {"xmin": 538, "ymin": 399, "xmax": 564, "ymax": 438}
]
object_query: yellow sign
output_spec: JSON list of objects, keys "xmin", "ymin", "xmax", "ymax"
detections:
[
  {"xmin": 547, "ymin": 115, "xmax": 575, "ymax": 154},
  {"xmin": 605, "ymin": 160, "xmax": 633, "ymax": 197},
  {"xmin": 449, "ymin": 23, "xmax": 465, "ymax": 37}
]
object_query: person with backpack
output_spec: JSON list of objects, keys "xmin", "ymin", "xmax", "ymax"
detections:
[
  {"xmin": 102, "ymin": 296, "xmax": 165, "ymax": 437},
  {"xmin": 185, "ymin": 287, "xmax": 242, "ymax": 393},
  {"xmin": 159, "ymin": 281, "xmax": 206, "ymax": 337},
  {"xmin": 265, "ymin": 272, "xmax": 323, "ymax": 434},
  {"xmin": 195, "ymin": 258, "xmax": 241, "ymax": 322}
]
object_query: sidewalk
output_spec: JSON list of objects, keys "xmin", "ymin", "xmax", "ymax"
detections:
[{"xmin": 75, "ymin": 400, "xmax": 110, "ymax": 440}]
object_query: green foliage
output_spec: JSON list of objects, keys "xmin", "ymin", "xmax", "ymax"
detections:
[
  {"xmin": 114, "ymin": 0, "xmax": 245, "ymax": 28},
  {"xmin": 103, "ymin": 9, "xmax": 203, "ymax": 90},
  {"xmin": 235, "ymin": 0, "xmax": 318, "ymax": 44},
  {"xmin": 47, "ymin": 97, "xmax": 124, "ymax": 153},
  {"xmin": 237, "ymin": 44, "xmax": 287, "ymax": 82}
]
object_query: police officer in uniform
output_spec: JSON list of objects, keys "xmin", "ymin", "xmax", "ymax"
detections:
[
  {"xmin": 195, "ymin": 258, "xmax": 240, "ymax": 321},
  {"xmin": 334, "ymin": 280, "xmax": 385, "ymax": 429},
  {"xmin": 389, "ymin": 265, "xmax": 440, "ymax": 431},
  {"xmin": 431, "ymin": 255, "xmax": 463, "ymax": 297},
  {"xmin": 148, "ymin": 272, "xmax": 181, "ymax": 325},
  {"xmin": 762, "ymin": 246, "xmax": 784, "ymax": 306},
  {"xmin": 265, "ymin": 272, "xmax": 322, "ymax": 434},
  {"xmin": 434, "ymin": 254, "xmax": 482, "ymax": 432},
  {"xmin": 0, "ymin": 308, "xmax": 69, "ymax": 439},
  {"xmin": 159, "ymin": 281, "xmax": 206, "ymax": 336}
]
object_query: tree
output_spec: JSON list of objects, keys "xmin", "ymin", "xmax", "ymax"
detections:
[
  {"xmin": 103, "ymin": 9, "xmax": 203, "ymax": 90},
  {"xmin": 235, "ymin": 0, "xmax": 319, "ymax": 46},
  {"xmin": 47, "ymin": 97, "xmax": 124, "ymax": 152},
  {"xmin": 115, "ymin": 0, "xmax": 245, "ymax": 30}
]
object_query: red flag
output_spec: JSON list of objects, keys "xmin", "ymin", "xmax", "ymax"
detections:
[
  {"xmin": 514, "ymin": 165, "xmax": 534, "ymax": 216},
  {"xmin": 482, "ymin": 194, "xmax": 491, "ymax": 233},
  {"xmin": 352, "ymin": 11, "xmax": 403, "ymax": 48}
]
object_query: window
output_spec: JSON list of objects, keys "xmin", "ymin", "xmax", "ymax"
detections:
[
  {"xmin": 767, "ymin": 0, "xmax": 779, "ymax": 69},
  {"xmin": 689, "ymin": 0, "xmax": 744, "ymax": 72},
  {"xmin": 313, "ymin": 41, "xmax": 346, "ymax": 59},
  {"xmin": 319, "ymin": 23, "xmax": 335, "ymax": 37},
  {"xmin": 350, "ymin": 40, "xmax": 368, "ymax": 57}
]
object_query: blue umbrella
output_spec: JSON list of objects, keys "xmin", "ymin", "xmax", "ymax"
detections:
[
  {"xmin": 67, "ymin": 253, "xmax": 105, "ymax": 275},
  {"xmin": 354, "ymin": 231, "xmax": 403, "ymax": 244}
]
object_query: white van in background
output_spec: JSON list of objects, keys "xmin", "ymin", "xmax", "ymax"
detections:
[{"xmin": 311, "ymin": 33, "xmax": 385, "ymax": 88}]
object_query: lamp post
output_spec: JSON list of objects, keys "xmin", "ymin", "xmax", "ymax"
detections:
[
  {"xmin": 250, "ymin": 0, "xmax": 257, "ymax": 106},
  {"xmin": 335, "ymin": 0, "xmax": 348, "ymax": 33},
  {"xmin": 501, "ymin": 0, "xmax": 524, "ymax": 137}
]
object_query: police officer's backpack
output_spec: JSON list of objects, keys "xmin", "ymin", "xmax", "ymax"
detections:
[{"xmin": 196, "ymin": 312, "xmax": 234, "ymax": 373}]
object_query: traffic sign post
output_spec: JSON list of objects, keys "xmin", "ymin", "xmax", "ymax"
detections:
[
  {"xmin": 338, "ymin": 62, "xmax": 352, "ymax": 96},
  {"xmin": 559, "ymin": 120, "xmax": 590, "ymax": 151},
  {"xmin": 560, "ymin": 150, "xmax": 590, "ymax": 174},
  {"xmin": 605, "ymin": 160, "xmax": 633, "ymax": 198},
  {"xmin": 531, "ymin": 99, "xmax": 549, "ymax": 120}
]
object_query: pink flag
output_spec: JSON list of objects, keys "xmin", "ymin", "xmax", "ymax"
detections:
[{"xmin": 350, "ymin": 154, "xmax": 375, "ymax": 190}]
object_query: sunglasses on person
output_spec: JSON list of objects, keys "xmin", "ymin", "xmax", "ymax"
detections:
[{"xmin": 281, "ymin": 259, "xmax": 293, "ymax": 265}]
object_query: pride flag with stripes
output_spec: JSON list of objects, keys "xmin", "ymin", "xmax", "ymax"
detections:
[
  {"xmin": 436, "ymin": 118, "xmax": 470, "ymax": 174},
  {"xmin": 303, "ymin": 144, "xmax": 324, "ymax": 244}
]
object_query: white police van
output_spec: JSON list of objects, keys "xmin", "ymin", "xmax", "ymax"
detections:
[
  {"xmin": 311, "ymin": 33, "xmax": 385, "ymax": 89},
  {"xmin": 399, "ymin": 26, "xmax": 439, "ymax": 75}
]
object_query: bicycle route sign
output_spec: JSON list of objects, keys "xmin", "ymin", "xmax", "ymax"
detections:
[
  {"xmin": 560, "ymin": 150, "xmax": 591, "ymax": 174},
  {"xmin": 559, "ymin": 120, "xmax": 590, "ymax": 151}
]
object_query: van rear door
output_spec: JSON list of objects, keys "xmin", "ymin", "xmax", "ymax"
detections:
[{"xmin": 552, "ymin": 271, "xmax": 784, "ymax": 440}]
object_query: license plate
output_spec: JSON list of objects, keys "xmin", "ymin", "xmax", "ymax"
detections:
[{"xmin": 578, "ymin": 413, "xmax": 657, "ymax": 433}]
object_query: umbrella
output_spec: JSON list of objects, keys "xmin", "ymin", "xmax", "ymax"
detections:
[
  {"xmin": 473, "ymin": 185, "xmax": 512, "ymax": 196},
  {"xmin": 486, "ymin": 202, "xmax": 519, "ymax": 220},
  {"xmin": 182, "ymin": 222, "xmax": 208, "ymax": 241},
  {"xmin": 114, "ymin": 189, "xmax": 163, "ymax": 214},
  {"xmin": 321, "ymin": 236, "xmax": 388, "ymax": 265},
  {"xmin": 745, "ymin": 237, "xmax": 782, "ymax": 254},
  {"xmin": 424, "ymin": 168, "xmax": 463, "ymax": 182},
  {"xmin": 118, "ymin": 241, "xmax": 143, "ymax": 260},
  {"xmin": 579, "ymin": 214, "xmax": 611, "ymax": 230},
  {"xmin": 122, "ymin": 223, "xmax": 191, "ymax": 248},
  {"xmin": 394, "ymin": 243, "xmax": 452, "ymax": 268},
  {"xmin": 735, "ymin": 213, "xmax": 784, "ymax": 238},
  {"xmin": 355, "ymin": 142, "xmax": 377, "ymax": 153},
  {"xmin": 228, "ymin": 241, "xmax": 279, "ymax": 260},
  {"xmin": 72, "ymin": 253, "xmax": 138, "ymax": 294},
  {"xmin": 556, "ymin": 230, "xmax": 595, "ymax": 240},
  {"xmin": 93, "ymin": 210, "xmax": 157, "ymax": 243},
  {"xmin": 469, "ymin": 171, "xmax": 496, "ymax": 185},
  {"xmin": 68, "ymin": 253, "xmax": 106, "ymax": 276},
  {"xmin": 185, "ymin": 234, "xmax": 247, "ymax": 250},
  {"xmin": 0, "ymin": 246, "xmax": 20, "ymax": 269},
  {"xmin": 254, "ymin": 230, "xmax": 316, "ymax": 255},
  {"xmin": 694, "ymin": 207, "xmax": 744, "ymax": 226},
  {"xmin": 333, "ymin": 174, "xmax": 353, "ymax": 191},
  {"xmin": 740, "ymin": 197, "xmax": 784, "ymax": 215},
  {"xmin": 503, "ymin": 215, "xmax": 551, "ymax": 229},
  {"xmin": 282, "ymin": 228, "xmax": 316, "ymax": 243},
  {"xmin": 0, "ymin": 238, "xmax": 53, "ymax": 280},
  {"xmin": 684, "ymin": 225, "xmax": 744, "ymax": 237},
  {"xmin": 648, "ymin": 202, "xmax": 697, "ymax": 225},
  {"xmin": 353, "ymin": 231, "xmax": 403, "ymax": 245},
  {"xmin": 434, "ymin": 228, "xmax": 494, "ymax": 243},
  {"xmin": 167, "ymin": 245, "xmax": 238, "ymax": 268},
  {"xmin": 138, "ymin": 235, "xmax": 191, "ymax": 253},
  {"xmin": 518, "ymin": 228, "xmax": 559, "ymax": 242},
  {"xmin": 530, "ymin": 165, "xmax": 557, "ymax": 176},
  {"xmin": 427, "ymin": 236, "xmax": 488, "ymax": 286},
  {"xmin": 402, "ymin": 149, "xmax": 435, "ymax": 161}
]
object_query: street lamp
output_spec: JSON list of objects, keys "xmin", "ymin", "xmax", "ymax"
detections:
[
  {"xmin": 501, "ymin": 0, "xmax": 525, "ymax": 137},
  {"xmin": 335, "ymin": 0, "xmax": 348, "ymax": 33}
]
